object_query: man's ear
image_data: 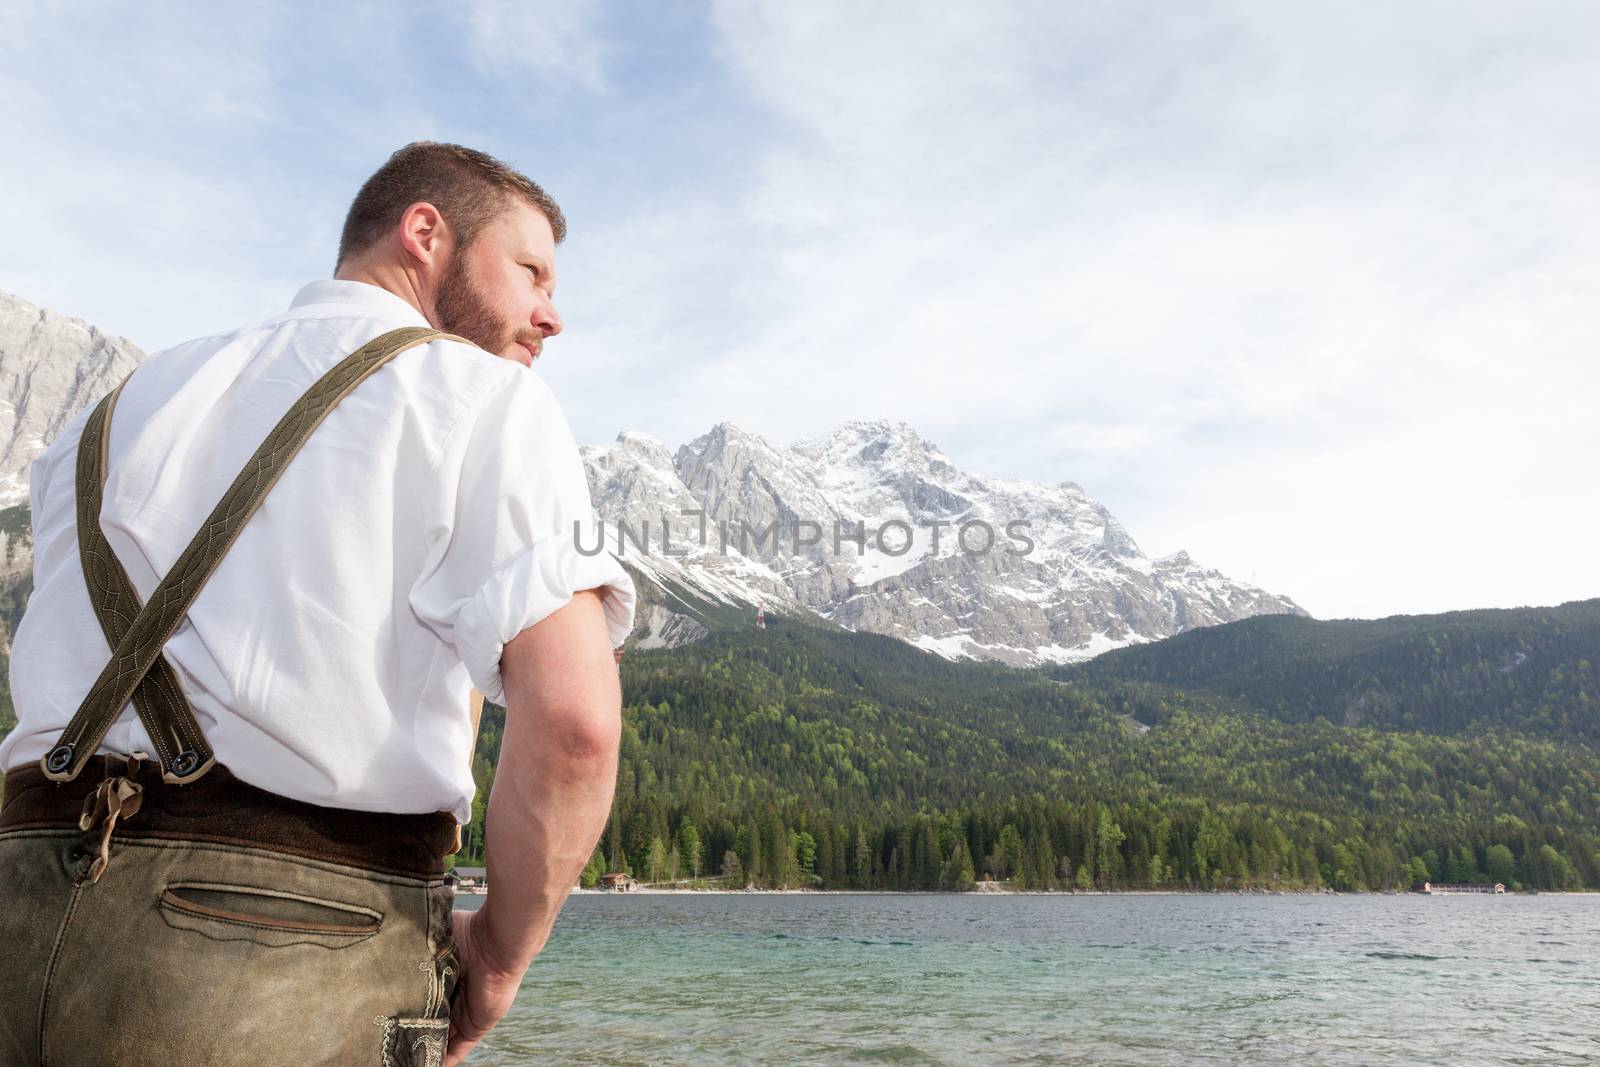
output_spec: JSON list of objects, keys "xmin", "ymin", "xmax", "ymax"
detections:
[{"xmin": 398, "ymin": 201, "xmax": 452, "ymax": 268}]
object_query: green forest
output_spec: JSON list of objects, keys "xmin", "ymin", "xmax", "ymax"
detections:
[
  {"xmin": 1062, "ymin": 600, "xmax": 1600, "ymax": 742},
  {"xmin": 4, "ymin": 527, "xmax": 1596, "ymax": 894},
  {"xmin": 453, "ymin": 599, "xmax": 1600, "ymax": 894}
]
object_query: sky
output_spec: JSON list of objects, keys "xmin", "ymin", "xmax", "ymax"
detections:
[{"xmin": 2, "ymin": 1, "xmax": 1596, "ymax": 621}]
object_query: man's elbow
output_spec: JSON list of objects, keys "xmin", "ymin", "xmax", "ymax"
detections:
[
  {"xmin": 547, "ymin": 702, "xmax": 621, "ymax": 767},
  {"xmin": 498, "ymin": 588, "xmax": 624, "ymax": 770}
]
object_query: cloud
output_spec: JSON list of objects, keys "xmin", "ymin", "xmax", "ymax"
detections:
[
  {"xmin": 0, "ymin": 3, "xmax": 304, "ymax": 338},
  {"xmin": 1, "ymin": 1, "xmax": 1594, "ymax": 619},
  {"xmin": 651, "ymin": 1, "xmax": 1600, "ymax": 618},
  {"xmin": 456, "ymin": 0, "xmax": 611, "ymax": 92},
  {"xmin": 0, "ymin": 1, "xmax": 620, "ymax": 346}
]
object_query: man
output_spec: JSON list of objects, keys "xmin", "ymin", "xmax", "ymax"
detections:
[{"xmin": 0, "ymin": 142, "xmax": 634, "ymax": 1066}]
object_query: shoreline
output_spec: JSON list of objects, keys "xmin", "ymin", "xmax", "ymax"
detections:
[
  {"xmin": 567, "ymin": 887, "xmax": 1310, "ymax": 895},
  {"xmin": 555, "ymin": 885, "xmax": 1594, "ymax": 896}
]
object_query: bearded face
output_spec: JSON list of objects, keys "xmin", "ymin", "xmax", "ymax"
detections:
[
  {"xmin": 420, "ymin": 198, "xmax": 560, "ymax": 367},
  {"xmin": 433, "ymin": 247, "xmax": 520, "ymax": 357}
]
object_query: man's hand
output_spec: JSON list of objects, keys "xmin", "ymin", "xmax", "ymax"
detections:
[{"xmin": 443, "ymin": 907, "xmax": 523, "ymax": 1066}]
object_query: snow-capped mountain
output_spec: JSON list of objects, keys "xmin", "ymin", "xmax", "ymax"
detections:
[
  {"xmin": 0, "ymin": 287, "xmax": 1306, "ymax": 665},
  {"xmin": 584, "ymin": 419, "xmax": 1306, "ymax": 665},
  {"xmin": 0, "ymin": 291, "xmax": 144, "ymax": 581},
  {"xmin": 0, "ymin": 291, "xmax": 143, "ymax": 510}
]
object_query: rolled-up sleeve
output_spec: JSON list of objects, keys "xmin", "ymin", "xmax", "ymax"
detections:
[{"xmin": 410, "ymin": 366, "xmax": 636, "ymax": 705}]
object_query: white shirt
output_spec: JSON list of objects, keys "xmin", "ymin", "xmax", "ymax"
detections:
[{"xmin": 0, "ymin": 279, "xmax": 636, "ymax": 824}]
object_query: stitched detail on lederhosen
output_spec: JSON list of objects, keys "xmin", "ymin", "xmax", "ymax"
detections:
[
  {"xmin": 375, "ymin": 1015, "xmax": 449, "ymax": 1067},
  {"xmin": 75, "ymin": 376, "xmax": 216, "ymax": 783},
  {"xmin": 39, "ymin": 326, "xmax": 467, "ymax": 785}
]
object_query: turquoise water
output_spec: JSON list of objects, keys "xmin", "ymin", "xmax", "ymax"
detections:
[{"xmin": 456, "ymin": 892, "xmax": 1600, "ymax": 1065}]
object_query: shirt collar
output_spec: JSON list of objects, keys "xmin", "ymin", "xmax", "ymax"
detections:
[{"xmin": 286, "ymin": 279, "xmax": 431, "ymax": 328}]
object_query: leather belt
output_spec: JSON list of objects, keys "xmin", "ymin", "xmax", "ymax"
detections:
[{"xmin": 1, "ymin": 752, "xmax": 456, "ymax": 880}]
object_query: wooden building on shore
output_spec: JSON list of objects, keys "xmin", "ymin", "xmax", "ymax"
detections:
[
  {"xmin": 1419, "ymin": 882, "xmax": 1506, "ymax": 894},
  {"xmin": 447, "ymin": 866, "xmax": 488, "ymax": 893}
]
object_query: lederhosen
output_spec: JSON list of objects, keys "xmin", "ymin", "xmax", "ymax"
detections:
[{"xmin": 0, "ymin": 326, "xmax": 482, "ymax": 881}]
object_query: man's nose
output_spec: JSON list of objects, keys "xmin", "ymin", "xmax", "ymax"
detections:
[{"xmin": 535, "ymin": 298, "xmax": 563, "ymax": 338}]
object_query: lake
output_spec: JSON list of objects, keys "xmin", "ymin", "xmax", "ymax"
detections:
[{"xmin": 454, "ymin": 892, "xmax": 1599, "ymax": 1065}]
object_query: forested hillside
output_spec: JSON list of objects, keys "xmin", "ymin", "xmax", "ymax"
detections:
[
  {"xmin": 456, "ymin": 616, "xmax": 1600, "ymax": 893},
  {"xmin": 1056, "ymin": 600, "xmax": 1600, "ymax": 741},
  {"xmin": 5, "ymin": 555, "xmax": 1595, "ymax": 893}
]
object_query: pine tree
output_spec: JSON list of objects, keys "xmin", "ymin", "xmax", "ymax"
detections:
[
  {"xmin": 580, "ymin": 849, "xmax": 606, "ymax": 888},
  {"xmin": 743, "ymin": 816, "xmax": 763, "ymax": 886},
  {"xmin": 918, "ymin": 822, "xmax": 941, "ymax": 890},
  {"xmin": 606, "ymin": 818, "xmax": 629, "ymax": 875},
  {"xmin": 792, "ymin": 830, "xmax": 818, "ymax": 882},
  {"xmin": 995, "ymin": 824, "xmax": 1023, "ymax": 883},
  {"xmin": 645, "ymin": 837, "xmax": 668, "ymax": 884},
  {"xmin": 678, "ymin": 822, "xmax": 703, "ymax": 879},
  {"xmin": 1095, "ymin": 806, "xmax": 1126, "ymax": 888},
  {"xmin": 948, "ymin": 837, "xmax": 977, "ymax": 891},
  {"xmin": 853, "ymin": 826, "xmax": 872, "ymax": 890},
  {"xmin": 763, "ymin": 811, "xmax": 791, "ymax": 887},
  {"xmin": 1484, "ymin": 844, "xmax": 1516, "ymax": 886}
]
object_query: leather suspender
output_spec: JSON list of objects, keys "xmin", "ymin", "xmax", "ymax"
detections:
[
  {"xmin": 73, "ymin": 375, "xmax": 217, "ymax": 783},
  {"xmin": 41, "ymin": 325, "xmax": 466, "ymax": 784}
]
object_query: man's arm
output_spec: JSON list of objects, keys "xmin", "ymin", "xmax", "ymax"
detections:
[
  {"xmin": 446, "ymin": 588, "xmax": 620, "ymax": 1065},
  {"xmin": 470, "ymin": 587, "xmax": 621, "ymax": 971}
]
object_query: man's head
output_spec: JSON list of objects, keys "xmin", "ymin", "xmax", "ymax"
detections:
[{"xmin": 334, "ymin": 142, "xmax": 566, "ymax": 367}]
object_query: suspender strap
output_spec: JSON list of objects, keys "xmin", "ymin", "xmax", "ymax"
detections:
[
  {"xmin": 41, "ymin": 325, "xmax": 462, "ymax": 784},
  {"xmin": 75, "ymin": 376, "xmax": 217, "ymax": 784}
]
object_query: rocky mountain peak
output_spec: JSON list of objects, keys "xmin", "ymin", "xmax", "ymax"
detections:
[
  {"xmin": 0, "ymin": 287, "xmax": 1308, "ymax": 667},
  {"xmin": 0, "ymin": 290, "xmax": 145, "ymax": 509},
  {"xmin": 592, "ymin": 430, "xmax": 675, "ymax": 471}
]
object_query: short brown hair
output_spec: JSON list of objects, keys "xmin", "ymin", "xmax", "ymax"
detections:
[{"xmin": 336, "ymin": 141, "xmax": 566, "ymax": 268}]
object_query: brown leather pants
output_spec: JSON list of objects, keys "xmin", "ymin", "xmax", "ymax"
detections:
[{"xmin": 0, "ymin": 753, "xmax": 461, "ymax": 1066}]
